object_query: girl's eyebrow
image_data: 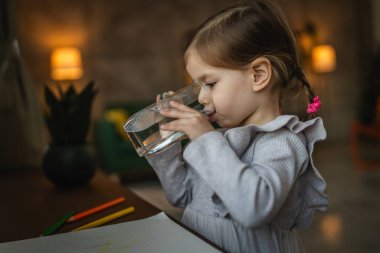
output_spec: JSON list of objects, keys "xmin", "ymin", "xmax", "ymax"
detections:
[{"xmin": 197, "ymin": 73, "xmax": 215, "ymax": 82}]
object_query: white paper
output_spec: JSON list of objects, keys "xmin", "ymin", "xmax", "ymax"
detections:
[{"xmin": 0, "ymin": 212, "xmax": 222, "ymax": 253}]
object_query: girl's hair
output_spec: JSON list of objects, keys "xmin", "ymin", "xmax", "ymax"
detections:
[{"xmin": 185, "ymin": 0, "xmax": 316, "ymax": 115}]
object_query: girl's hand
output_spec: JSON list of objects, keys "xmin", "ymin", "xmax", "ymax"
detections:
[{"xmin": 159, "ymin": 100, "xmax": 215, "ymax": 140}]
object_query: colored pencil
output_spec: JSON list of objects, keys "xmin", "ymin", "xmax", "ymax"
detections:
[
  {"xmin": 72, "ymin": 206, "xmax": 135, "ymax": 231},
  {"xmin": 41, "ymin": 211, "xmax": 75, "ymax": 236},
  {"xmin": 67, "ymin": 196, "xmax": 126, "ymax": 222}
]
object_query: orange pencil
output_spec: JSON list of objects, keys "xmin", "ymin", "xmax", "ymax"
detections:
[{"xmin": 67, "ymin": 196, "xmax": 126, "ymax": 222}]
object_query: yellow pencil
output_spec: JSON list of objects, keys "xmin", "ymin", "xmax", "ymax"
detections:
[{"xmin": 72, "ymin": 206, "xmax": 135, "ymax": 232}]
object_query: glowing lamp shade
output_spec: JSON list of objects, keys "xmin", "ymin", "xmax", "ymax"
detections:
[
  {"xmin": 311, "ymin": 45, "xmax": 336, "ymax": 73},
  {"xmin": 51, "ymin": 47, "xmax": 83, "ymax": 80}
]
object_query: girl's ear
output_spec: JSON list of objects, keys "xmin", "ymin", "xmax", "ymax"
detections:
[{"xmin": 249, "ymin": 57, "xmax": 272, "ymax": 92}]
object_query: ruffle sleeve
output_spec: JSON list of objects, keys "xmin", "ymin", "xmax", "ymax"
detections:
[
  {"xmin": 289, "ymin": 117, "xmax": 328, "ymax": 228},
  {"xmin": 270, "ymin": 116, "xmax": 329, "ymax": 228},
  {"xmin": 228, "ymin": 115, "xmax": 328, "ymax": 228}
]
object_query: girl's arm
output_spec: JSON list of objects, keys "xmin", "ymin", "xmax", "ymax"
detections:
[
  {"xmin": 183, "ymin": 129, "xmax": 309, "ymax": 228},
  {"xmin": 146, "ymin": 142, "xmax": 193, "ymax": 208}
]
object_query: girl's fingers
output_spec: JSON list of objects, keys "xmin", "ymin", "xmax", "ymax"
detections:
[
  {"xmin": 169, "ymin": 100, "xmax": 196, "ymax": 113},
  {"xmin": 160, "ymin": 113, "xmax": 214, "ymax": 141},
  {"xmin": 160, "ymin": 119, "xmax": 188, "ymax": 131},
  {"xmin": 160, "ymin": 108, "xmax": 196, "ymax": 119}
]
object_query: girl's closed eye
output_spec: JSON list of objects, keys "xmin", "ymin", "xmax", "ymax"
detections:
[{"xmin": 205, "ymin": 82, "xmax": 217, "ymax": 89}]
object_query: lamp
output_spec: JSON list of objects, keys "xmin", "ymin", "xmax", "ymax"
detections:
[
  {"xmin": 51, "ymin": 47, "xmax": 83, "ymax": 81},
  {"xmin": 311, "ymin": 44, "xmax": 337, "ymax": 73},
  {"xmin": 298, "ymin": 21, "xmax": 318, "ymax": 56}
]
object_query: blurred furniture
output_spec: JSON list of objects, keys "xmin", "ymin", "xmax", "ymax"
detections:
[
  {"xmin": 350, "ymin": 121, "xmax": 380, "ymax": 170},
  {"xmin": 94, "ymin": 102, "xmax": 155, "ymax": 181},
  {"xmin": 350, "ymin": 98, "xmax": 380, "ymax": 170},
  {"xmin": 0, "ymin": 0, "xmax": 46, "ymax": 169},
  {"xmin": 0, "ymin": 167, "xmax": 160, "ymax": 243}
]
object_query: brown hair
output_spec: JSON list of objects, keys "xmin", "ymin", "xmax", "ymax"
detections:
[{"xmin": 185, "ymin": 0, "xmax": 316, "ymax": 116}]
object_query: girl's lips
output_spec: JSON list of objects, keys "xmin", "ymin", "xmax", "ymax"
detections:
[
  {"xmin": 200, "ymin": 109, "xmax": 216, "ymax": 123},
  {"xmin": 207, "ymin": 112, "xmax": 217, "ymax": 123}
]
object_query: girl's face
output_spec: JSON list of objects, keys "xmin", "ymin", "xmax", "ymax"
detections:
[{"xmin": 186, "ymin": 51, "xmax": 261, "ymax": 128}]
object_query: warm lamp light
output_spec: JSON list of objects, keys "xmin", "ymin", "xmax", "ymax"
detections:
[
  {"xmin": 311, "ymin": 44, "xmax": 336, "ymax": 73},
  {"xmin": 51, "ymin": 47, "xmax": 83, "ymax": 80}
]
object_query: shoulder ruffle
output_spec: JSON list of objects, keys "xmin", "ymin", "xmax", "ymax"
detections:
[
  {"xmin": 223, "ymin": 115, "xmax": 326, "ymax": 155},
  {"xmin": 280, "ymin": 116, "xmax": 329, "ymax": 228},
  {"xmin": 224, "ymin": 115, "xmax": 328, "ymax": 228}
]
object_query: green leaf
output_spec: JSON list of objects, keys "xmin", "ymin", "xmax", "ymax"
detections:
[{"xmin": 44, "ymin": 81, "xmax": 98, "ymax": 144}]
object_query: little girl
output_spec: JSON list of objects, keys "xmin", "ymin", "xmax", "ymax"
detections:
[{"xmin": 146, "ymin": 1, "xmax": 328, "ymax": 252}]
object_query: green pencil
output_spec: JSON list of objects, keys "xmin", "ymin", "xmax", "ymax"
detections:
[{"xmin": 41, "ymin": 211, "xmax": 75, "ymax": 236}]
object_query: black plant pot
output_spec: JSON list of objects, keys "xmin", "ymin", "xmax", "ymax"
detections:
[{"xmin": 42, "ymin": 143, "xmax": 97, "ymax": 188}]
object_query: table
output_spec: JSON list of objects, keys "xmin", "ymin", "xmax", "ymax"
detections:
[{"xmin": 0, "ymin": 167, "xmax": 160, "ymax": 243}]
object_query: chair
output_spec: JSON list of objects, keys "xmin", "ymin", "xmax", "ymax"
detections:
[
  {"xmin": 350, "ymin": 98, "xmax": 380, "ymax": 170},
  {"xmin": 93, "ymin": 102, "xmax": 155, "ymax": 181}
]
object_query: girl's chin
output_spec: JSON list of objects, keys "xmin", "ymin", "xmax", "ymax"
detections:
[
  {"xmin": 208, "ymin": 113, "xmax": 232, "ymax": 128},
  {"xmin": 216, "ymin": 119, "xmax": 237, "ymax": 128}
]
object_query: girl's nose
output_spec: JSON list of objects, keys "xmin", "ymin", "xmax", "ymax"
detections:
[{"xmin": 198, "ymin": 85, "xmax": 210, "ymax": 105}]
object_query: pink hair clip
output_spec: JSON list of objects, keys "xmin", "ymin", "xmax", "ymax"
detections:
[{"xmin": 307, "ymin": 96, "xmax": 321, "ymax": 114}]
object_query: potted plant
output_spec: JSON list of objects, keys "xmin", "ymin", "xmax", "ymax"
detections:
[{"xmin": 42, "ymin": 81, "xmax": 98, "ymax": 187}]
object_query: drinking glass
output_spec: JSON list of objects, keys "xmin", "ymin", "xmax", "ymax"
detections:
[{"xmin": 123, "ymin": 82, "xmax": 207, "ymax": 156}]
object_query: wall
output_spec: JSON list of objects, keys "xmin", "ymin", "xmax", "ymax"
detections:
[
  {"xmin": 13, "ymin": 0, "xmax": 373, "ymax": 142},
  {"xmin": 372, "ymin": 0, "xmax": 380, "ymax": 47}
]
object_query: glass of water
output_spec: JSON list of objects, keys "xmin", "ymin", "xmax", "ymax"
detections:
[{"xmin": 123, "ymin": 82, "xmax": 207, "ymax": 157}]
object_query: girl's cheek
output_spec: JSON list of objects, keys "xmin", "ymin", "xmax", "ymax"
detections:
[{"xmin": 213, "ymin": 93, "xmax": 230, "ymax": 111}]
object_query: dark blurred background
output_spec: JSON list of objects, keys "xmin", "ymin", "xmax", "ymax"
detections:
[
  {"xmin": 1, "ymin": 0, "xmax": 380, "ymax": 252},
  {"xmin": 10, "ymin": 0, "xmax": 377, "ymax": 140}
]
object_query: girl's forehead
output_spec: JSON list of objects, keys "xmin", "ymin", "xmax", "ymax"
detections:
[
  {"xmin": 185, "ymin": 49, "xmax": 204, "ymax": 66},
  {"xmin": 186, "ymin": 51, "xmax": 218, "ymax": 78}
]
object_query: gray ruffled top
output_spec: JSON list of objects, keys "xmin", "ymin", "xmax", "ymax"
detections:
[{"xmin": 147, "ymin": 115, "xmax": 328, "ymax": 253}]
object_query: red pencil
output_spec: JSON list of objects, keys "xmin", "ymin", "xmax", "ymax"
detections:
[{"xmin": 67, "ymin": 196, "xmax": 126, "ymax": 222}]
